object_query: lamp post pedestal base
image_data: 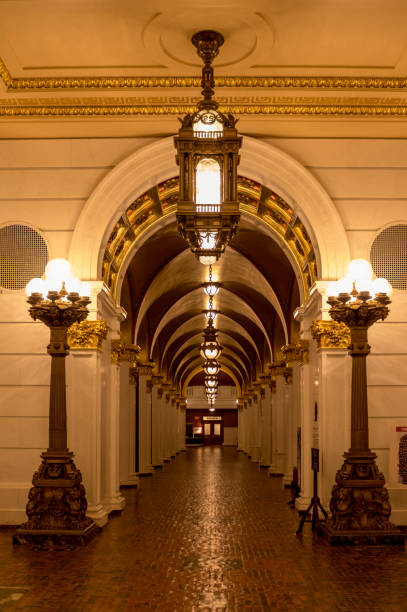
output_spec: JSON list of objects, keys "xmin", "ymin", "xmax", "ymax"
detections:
[
  {"xmin": 322, "ymin": 450, "xmax": 405, "ymax": 546},
  {"xmin": 13, "ymin": 450, "xmax": 99, "ymax": 550}
]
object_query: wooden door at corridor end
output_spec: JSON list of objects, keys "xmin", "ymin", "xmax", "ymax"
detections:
[{"xmin": 203, "ymin": 416, "xmax": 223, "ymax": 445}]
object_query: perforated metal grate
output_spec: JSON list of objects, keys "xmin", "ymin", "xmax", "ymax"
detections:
[
  {"xmin": 0, "ymin": 224, "xmax": 49, "ymax": 290},
  {"xmin": 370, "ymin": 224, "xmax": 407, "ymax": 290}
]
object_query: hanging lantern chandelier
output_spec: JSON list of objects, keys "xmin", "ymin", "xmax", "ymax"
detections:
[
  {"xmin": 203, "ymin": 360, "xmax": 220, "ymax": 376},
  {"xmin": 202, "ymin": 280, "xmax": 221, "ymax": 297},
  {"xmin": 200, "ymin": 321, "xmax": 222, "ymax": 360},
  {"xmin": 174, "ymin": 30, "xmax": 242, "ymax": 264}
]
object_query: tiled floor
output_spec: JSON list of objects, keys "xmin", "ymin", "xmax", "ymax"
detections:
[{"xmin": 1, "ymin": 446, "xmax": 406, "ymax": 611}]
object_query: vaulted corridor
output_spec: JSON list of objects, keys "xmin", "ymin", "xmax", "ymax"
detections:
[{"xmin": 1, "ymin": 447, "xmax": 406, "ymax": 611}]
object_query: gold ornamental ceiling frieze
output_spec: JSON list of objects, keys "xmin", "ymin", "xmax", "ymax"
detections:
[
  {"xmin": 2, "ymin": 56, "xmax": 407, "ymax": 117},
  {"xmin": 102, "ymin": 176, "xmax": 317, "ymax": 300},
  {"xmin": 2, "ymin": 101, "xmax": 407, "ymax": 118},
  {"xmin": 3, "ymin": 58, "xmax": 407, "ymax": 91}
]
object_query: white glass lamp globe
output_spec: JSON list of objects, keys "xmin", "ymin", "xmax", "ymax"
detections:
[
  {"xmin": 326, "ymin": 281, "xmax": 338, "ymax": 298},
  {"xmin": 45, "ymin": 258, "xmax": 72, "ymax": 282},
  {"xmin": 25, "ymin": 277, "xmax": 45, "ymax": 296},
  {"xmin": 65, "ymin": 277, "xmax": 82, "ymax": 294},
  {"xmin": 199, "ymin": 255, "xmax": 217, "ymax": 266},
  {"xmin": 336, "ymin": 276, "xmax": 353, "ymax": 295},
  {"xmin": 203, "ymin": 283, "xmax": 219, "ymax": 297},
  {"xmin": 372, "ymin": 277, "xmax": 393, "ymax": 296},
  {"xmin": 355, "ymin": 278, "xmax": 374, "ymax": 294},
  {"xmin": 346, "ymin": 259, "xmax": 373, "ymax": 282}
]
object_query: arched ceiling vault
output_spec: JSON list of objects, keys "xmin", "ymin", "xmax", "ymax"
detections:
[
  {"xmin": 116, "ymin": 175, "xmax": 307, "ymax": 395},
  {"xmin": 156, "ymin": 295, "xmax": 268, "ymax": 368}
]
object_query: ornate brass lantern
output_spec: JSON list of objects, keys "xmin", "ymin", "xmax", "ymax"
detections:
[
  {"xmin": 174, "ymin": 30, "xmax": 242, "ymax": 264},
  {"xmin": 203, "ymin": 360, "xmax": 220, "ymax": 376},
  {"xmin": 200, "ymin": 320, "xmax": 222, "ymax": 360}
]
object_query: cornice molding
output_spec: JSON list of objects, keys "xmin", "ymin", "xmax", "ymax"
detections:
[
  {"xmin": 2, "ymin": 58, "xmax": 407, "ymax": 91},
  {"xmin": 2, "ymin": 103, "xmax": 407, "ymax": 117}
]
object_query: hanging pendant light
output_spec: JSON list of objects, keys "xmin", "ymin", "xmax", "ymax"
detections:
[
  {"xmin": 203, "ymin": 360, "xmax": 220, "ymax": 376},
  {"xmin": 203, "ymin": 309, "xmax": 219, "ymax": 322},
  {"xmin": 174, "ymin": 30, "xmax": 242, "ymax": 264},
  {"xmin": 200, "ymin": 320, "xmax": 222, "ymax": 360},
  {"xmin": 202, "ymin": 281, "xmax": 221, "ymax": 297}
]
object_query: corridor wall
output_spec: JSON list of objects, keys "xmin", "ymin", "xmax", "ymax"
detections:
[{"xmin": 0, "ymin": 134, "xmax": 406, "ymax": 523}]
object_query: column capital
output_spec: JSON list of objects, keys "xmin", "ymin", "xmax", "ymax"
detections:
[
  {"xmin": 269, "ymin": 360, "xmax": 286, "ymax": 377},
  {"xmin": 311, "ymin": 319, "xmax": 350, "ymax": 349},
  {"xmin": 135, "ymin": 360, "xmax": 155, "ymax": 376},
  {"xmin": 111, "ymin": 338, "xmax": 141, "ymax": 363},
  {"xmin": 68, "ymin": 319, "xmax": 108, "ymax": 351},
  {"xmin": 281, "ymin": 339, "xmax": 309, "ymax": 364},
  {"xmin": 260, "ymin": 373, "xmax": 276, "ymax": 392},
  {"xmin": 253, "ymin": 380, "xmax": 264, "ymax": 399},
  {"xmin": 283, "ymin": 366, "xmax": 293, "ymax": 384}
]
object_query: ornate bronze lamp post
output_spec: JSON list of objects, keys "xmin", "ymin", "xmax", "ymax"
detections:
[
  {"xmin": 323, "ymin": 259, "xmax": 404, "ymax": 545},
  {"xmin": 14, "ymin": 259, "xmax": 98, "ymax": 549}
]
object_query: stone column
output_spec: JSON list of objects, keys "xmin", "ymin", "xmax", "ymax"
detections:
[
  {"xmin": 259, "ymin": 375, "xmax": 273, "ymax": 468},
  {"xmin": 178, "ymin": 400, "xmax": 187, "ymax": 452},
  {"xmin": 112, "ymin": 341, "xmax": 140, "ymax": 488},
  {"xmin": 310, "ymin": 320, "xmax": 352, "ymax": 507},
  {"xmin": 161, "ymin": 383, "xmax": 172, "ymax": 462},
  {"xmin": 294, "ymin": 283, "xmax": 350, "ymax": 513},
  {"xmin": 236, "ymin": 401, "xmax": 244, "ymax": 451},
  {"xmin": 246, "ymin": 393, "xmax": 255, "ymax": 458},
  {"xmin": 151, "ymin": 375, "xmax": 164, "ymax": 468},
  {"xmin": 67, "ymin": 319, "xmax": 108, "ymax": 526},
  {"xmin": 169, "ymin": 390, "xmax": 178, "ymax": 457},
  {"xmin": 136, "ymin": 360, "xmax": 154, "ymax": 476},
  {"xmin": 281, "ymin": 342, "xmax": 309, "ymax": 488},
  {"xmin": 250, "ymin": 386, "xmax": 261, "ymax": 462},
  {"xmin": 242, "ymin": 400, "xmax": 250, "ymax": 454},
  {"xmin": 67, "ymin": 284, "xmax": 126, "ymax": 524},
  {"xmin": 268, "ymin": 362, "xmax": 286, "ymax": 477}
]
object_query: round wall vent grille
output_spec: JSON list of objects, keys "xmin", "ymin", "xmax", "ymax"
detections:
[
  {"xmin": 0, "ymin": 224, "xmax": 49, "ymax": 291},
  {"xmin": 370, "ymin": 224, "xmax": 407, "ymax": 290}
]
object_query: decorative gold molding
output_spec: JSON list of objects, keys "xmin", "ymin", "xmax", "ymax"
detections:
[
  {"xmin": 111, "ymin": 339, "xmax": 141, "ymax": 363},
  {"xmin": 2, "ymin": 57, "xmax": 407, "ymax": 92},
  {"xmin": 67, "ymin": 320, "xmax": 108, "ymax": 350},
  {"xmin": 311, "ymin": 319, "xmax": 351, "ymax": 349},
  {"xmin": 281, "ymin": 340, "xmax": 309, "ymax": 364},
  {"xmin": 102, "ymin": 176, "xmax": 317, "ymax": 304},
  {"xmin": 3, "ymin": 103, "xmax": 407, "ymax": 117}
]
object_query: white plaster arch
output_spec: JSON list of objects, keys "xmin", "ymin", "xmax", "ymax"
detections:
[{"xmin": 69, "ymin": 135, "xmax": 349, "ymax": 283}]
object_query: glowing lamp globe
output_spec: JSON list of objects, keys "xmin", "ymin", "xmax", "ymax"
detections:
[
  {"xmin": 346, "ymin": 259, "xmax": 373, "ymax": 282},
  {"xmin": 25, "ymin": 277, "xmax": 45, "ymax": 297},
  {"xmin": 372, "ymin": 277, "xmax": 392, "ymax": 297},
  {"xmin": 45, "ymin": 258, "xmax": 72, "ymax": 282}
]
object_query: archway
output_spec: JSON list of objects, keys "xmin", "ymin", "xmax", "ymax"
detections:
[{"xmin": 68, "ymin": 134, "xmax": 350, "ymax": 480}]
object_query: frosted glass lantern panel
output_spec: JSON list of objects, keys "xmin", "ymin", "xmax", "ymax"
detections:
[
  {"xmin": 193, "ymin": 112, "xmax": 223, "ymax": 134},
  {"xmin": 196, "ymin": 158, "xmax": 221, "ymax": 204}
]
